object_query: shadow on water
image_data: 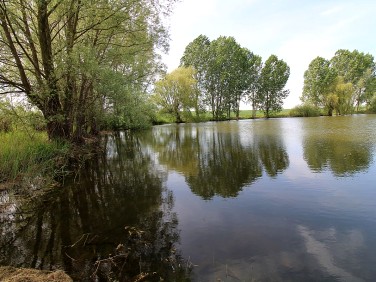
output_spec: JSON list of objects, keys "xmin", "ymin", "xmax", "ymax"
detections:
[
  {"xmin": 141, "ymin": 121, "xmax": 289, "ymax": 199},
  {"xmin": 0, "ymin": 132, "xmax": 191, "ymax": 281}
]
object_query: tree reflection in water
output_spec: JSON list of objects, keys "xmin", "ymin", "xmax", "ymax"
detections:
[
  {"xmin": 0, "ymin": 132, "xmax": 190, "ymax": 281},
  {"xmin": 303, "ymin": 132, "xmax": 373, "ymax": 176},
  {"xmin": 301, "ymin": 116, "xmax": 375, "ymax": 177},
  {"xmin": 143, "ymin": 122, "xmax": 289, "ymax": 199}
]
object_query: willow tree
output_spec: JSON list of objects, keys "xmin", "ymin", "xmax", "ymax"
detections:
[
  {"xmin": 0, "ymin": 0, "xmax": 174, "ymax": 141},
  {"xmin": 153, "ymin": 67, "xmax": 198, "ymax": 123},
  {"xmin": 331, "ymin": 49, "xmax": 375, "ymax": 111}
]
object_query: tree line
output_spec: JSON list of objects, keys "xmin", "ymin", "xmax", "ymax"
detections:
[
  {"xmin": 153, "ymin": 35, "xmax": 290, "ymax": 122},
  {"xmin": 1, "ymin": 0, "xmax": 375, "ymax": 143},
  {"xmin": 301, "ymin": 49, "xmax": 376, "ymax": 116}
]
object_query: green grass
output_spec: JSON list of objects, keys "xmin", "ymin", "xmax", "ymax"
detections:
[{"xmin": 0, "ymin": 131, "xmax": 69, "ymax": 183}]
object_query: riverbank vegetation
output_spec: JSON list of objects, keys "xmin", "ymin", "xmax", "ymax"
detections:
[
  {"xmin": 301, "ymin": 50, "xmax": 376, "ymax": 116},
  {"xmin": 289, "ymin": 104, "xmax": 322, "ymax": 117},
  {"xmin": 0, "ymin": 101, "xmax": 69, "ymax": 184},
  {"xmin": 0, "ymin": 131, "xmax": 69, "ymax": 183},
  {"xmin": 0, "ymin": 0, "xmax": 176, "ymax": 142}
]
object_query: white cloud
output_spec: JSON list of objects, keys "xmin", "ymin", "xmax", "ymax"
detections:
[{"xmin": 320, "ymin": 5, "xmax": 345, "ymax": 16}]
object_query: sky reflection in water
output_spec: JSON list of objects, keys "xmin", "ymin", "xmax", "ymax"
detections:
[
  {"xmin": 1, "ymin": 116, "xmax": 376, "ymax": 281},
  {"xmin": 152, "ymin": 116, "xmax": 376, "ymax": 281}
]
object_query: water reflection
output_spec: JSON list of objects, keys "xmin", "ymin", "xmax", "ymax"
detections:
[
  {"xmin": 254, "ymin": 125, "xmax": 289, "ymax": 178},
  {"xmin": 142, "ymin": 122, "xmax": 289, "ymax": 199},
  {"xmin": 302, "ymin": 117, "xmax": 374, "ymax": 176},
  {"xmin": 2, "ymin": 117, "xmax": 376, "ymax": 281},
  {"xmin": 0, "ymin": 132, "xmax": 190, "ymax": 281}
]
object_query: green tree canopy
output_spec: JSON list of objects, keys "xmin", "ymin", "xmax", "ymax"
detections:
[
  {"xmin": 302, "ymin": 56, "xmax": 337, "ymax": 108},
  {"xmin": 245, "ymin": 54, "xmax": 263, "ymax": 118},
  {"xmin": 153, "ymin": 67, "xmax": 198, "ymax": 123},
  {"xmin": 302, "ymin": 49, "xmax": 376, "ymax": 115},
  {"xmin": 0, "ymin": 0, "xmax": 175, "ymax": 141},
  {"xmin": 331, "ymin": 49, "xmax": 375, "ymax": 111},
  {"xmin": 181, "ymin": 35, "xmax": 269, "ymax": 120},
  {"xmin": 180, "ymin": 34, "xmax": 211, "ymax": 114},
  {"xmin": 257, "ymin": 55, "xmax": 290, "ymax": 118}
]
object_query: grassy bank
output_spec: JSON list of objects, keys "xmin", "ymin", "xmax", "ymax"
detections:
[{"xmin": 0, "ymin": 131, "xmax": 69, "ymax": 183}]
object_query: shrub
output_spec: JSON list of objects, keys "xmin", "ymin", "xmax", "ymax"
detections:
[
  {"xmin": 368, "ymin": 95, "xmax": 376, "ymax": 113},
  {"xmin": 28, "ymin": 111, "xmax": 47, "ymax": 131},
  {"xmin": 289, "ymin": 104, "xmax": 321, "ymax": 117},
  {"xmin": 0, "ymin": 115, "xmax": 12, "ymax": 132}
]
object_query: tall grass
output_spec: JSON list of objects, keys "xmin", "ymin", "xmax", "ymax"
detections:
[
  {"xmin": 0, "ymin": 131, "xmax": 69, "ymax": 182},
  {"xmin": 289, "ymin": 104, "xmax": 321, "ymax": 117}
]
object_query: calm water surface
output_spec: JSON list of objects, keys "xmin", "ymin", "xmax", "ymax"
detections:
[{"xmin": 1, "ymin": 115, "xmax": 376, "ymax": 281}]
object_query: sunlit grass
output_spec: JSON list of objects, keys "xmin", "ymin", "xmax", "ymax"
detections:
[{"xmin": 0, "ymin": 131, "xmax": 69, "ymax": 182}]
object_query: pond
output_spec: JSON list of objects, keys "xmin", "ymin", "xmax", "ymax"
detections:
[{"xmin": 1, "ymin": 115, "xmax": 376, "ymax": 281}]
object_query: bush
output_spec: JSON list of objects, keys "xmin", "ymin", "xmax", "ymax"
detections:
[
  {"xmin": 289, "ymin": 104, "xmax": 321, "ymax": 117},
  {"xmin": 368, "ymin": 95, "xmax": 376, "ymax": 113},
  {"xmin": 0, "ymin": 115, "xmax": 12, "ymax": 132},
  {"xmin": 28, "ymin": 111, "xmax": 47, "ymax": 131}
]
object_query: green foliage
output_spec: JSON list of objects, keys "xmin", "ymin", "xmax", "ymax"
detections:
[
  {"xmin": 302, "ymin": 49, "xmax": 376, "ymax": 115},
  {"xmin": 0, "ymin": 113, "xmax": 12, "ymax": 132},
  {"xmin": 330, "ymin": 49, "xmax": 375, "ymax": 111},
  {"xmin": 0, "ymin": 101, "xmax": 12, "ymax": 132},
  {"xmin": 368, "ymin": 95, "xmax": 376, "ymax": 113},
  {"xmin": 245, "ymin": 54, "xmax": 263, "ymax": 118},
  {"xmin": 330, "ymin": 76, "xmax": 354, "ymax": 115},
  {"xmin": 180, "ymin": 35, "xmax": 286, "ymax": 121},
  {"xmin": 101, "ymin": 94, "xmax": 157, "ymax": 131},
  {"xmin": 0, "ymin": 0, "xmax": 175, "ymax": 141},
  {"xmin": 289, "ymin": 104, "xmax": 321, "ymax": 117},
  {"xmin": 302, "ymin": 56, "xmax": 337, "ymax": 107},
  {"xmin": 204, "ymin": 37, "xmax": 253, "ymax": 119},
  {"xmin": 257, "ymin": 55, "xmax": 290, "ymax": 118},
  {"xmin": 0, "ymin": 131, "xmax": 69, "ymax": 182},
  {"xmin": 153, "ymin": 67, "xmax": 198, "ymax": 123},
  {"xmin": 0, "ymin": 100, "xmax": 46, "ymax": 132}
]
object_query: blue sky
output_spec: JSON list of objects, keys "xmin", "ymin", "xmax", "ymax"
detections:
[{"xmin": 163, "ymin": 0, "xmax": 376, "ymax": 108}]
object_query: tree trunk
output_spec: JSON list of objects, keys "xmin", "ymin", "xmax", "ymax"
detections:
[
  {"xmin": 175, "ymin": 111, "xmax": 182, "ymax": 123},
  {"xmin": 328, "ymin": 108, "xmax": 333, "ymax": 116},
  {"xmin": 38, "ymin": 0, "xmax": 71, "ymax": 141},
  {"xmin": 43, "ymin": 95, "xmax": 71, "ymax": 140}
]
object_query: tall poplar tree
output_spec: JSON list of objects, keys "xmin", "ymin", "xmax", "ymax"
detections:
[
  {"xmin": 302, "ymin": 57, "xmax": 337, "ymax": 108},
  {"xmin": 257, "ymin": 55, "xmax": 290, "ymax": 118}
]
